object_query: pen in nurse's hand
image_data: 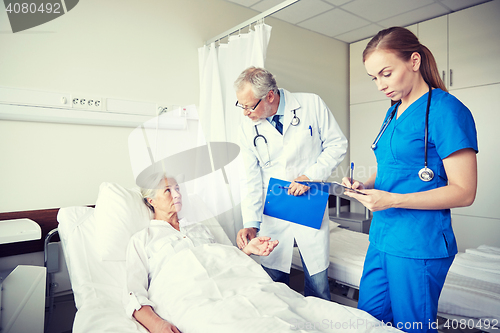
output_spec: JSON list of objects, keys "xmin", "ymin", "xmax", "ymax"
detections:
[{"xmin": 350, "ymin": 162, "xmax": 354, "ymax": 189}]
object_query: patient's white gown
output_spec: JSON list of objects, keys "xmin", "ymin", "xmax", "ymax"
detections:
[{"xmin": 125, "ymin": 218, "xmax": 216, "ymax": 317}]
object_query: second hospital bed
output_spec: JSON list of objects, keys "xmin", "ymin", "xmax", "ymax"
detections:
[{"xmin": 292, "ymin": 223, "xmax": 500, "ymax": 331}]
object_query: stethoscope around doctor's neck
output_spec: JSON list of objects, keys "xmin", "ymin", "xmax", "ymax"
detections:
[
  {"xmin": 371, "ymin": 84, "xmax": 435, "ymax": 182},
  {"xmin": 253, "ymin": 109, "xmax": 300, "ymax": 167}
]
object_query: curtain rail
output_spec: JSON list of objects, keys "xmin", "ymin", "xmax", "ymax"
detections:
[{"xmin": 205, "ymin": 0, "xmax": 300, "ymax": 45}]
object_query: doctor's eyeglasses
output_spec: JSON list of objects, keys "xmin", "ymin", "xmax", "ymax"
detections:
[{"xmin": 235, "ymin": 99, "xmax": 261, "ymax": 111}]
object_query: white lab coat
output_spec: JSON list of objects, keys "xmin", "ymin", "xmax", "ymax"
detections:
[{"xmin": 238, "ymin": 89, "xmax": 347, "ymax": 275}]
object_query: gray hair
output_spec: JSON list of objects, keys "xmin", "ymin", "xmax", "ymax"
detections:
[
  {"xmin": 140, "ymin": 172, "xmax": 173, "ymax": 213},
  {"xmin": 234, "ymin": 67, "xmax": 279, "ymax": 99},
  {"xmin": 141, "ymin": 186, "xmax": 158, "ymax": 213}
]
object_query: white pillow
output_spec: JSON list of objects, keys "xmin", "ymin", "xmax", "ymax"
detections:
[
  {"xmin": 58, "ymin": 206, "xmax": 129, "ymax": 308},
  {"xmin": 94, "ymin": 182, "xmax": 152, "ymax": 261}
]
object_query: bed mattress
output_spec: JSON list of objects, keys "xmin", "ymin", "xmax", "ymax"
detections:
[
  {"xmin": 292, "ymin": 225, "xmax": 368, "ymax": 288},
  {"xmin": 438, "ymin": 246, "xmax": 500, "ymax": 323}
]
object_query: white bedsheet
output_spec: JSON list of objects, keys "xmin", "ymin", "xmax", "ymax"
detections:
[
  {"xmin": 439, "ymin": 272, "xmax": 500, "ymax": 322},
  {"xmin": 73, "ymin": 299, "xmax": 147, "ymax": 333},
  {"xmin": 293, "ymin": 226, "xmax": 368, "ymax": 287},
  {"xmin": 466, "ymin": 245, "xmax": 500, "ymax": 260},
  {"xmin": 148, "ymin": 243, "xmax": 401, "ymax": 333},
  {"xmin": 439, "ymin": 245, "xmax": 500, "ymax": 321},
  {"xmin": 449, "ymin": 246, "xmax": 500, "ymax": 283}
]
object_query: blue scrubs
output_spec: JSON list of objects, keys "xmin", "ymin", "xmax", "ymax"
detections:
[{"xmin": 358, "ymin": 89, "xmax": 478, "ymax": 332}]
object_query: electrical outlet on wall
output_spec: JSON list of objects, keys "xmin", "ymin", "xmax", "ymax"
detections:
[
  {"xmin": 71, "ymin": 94, "xmax": 105, "ymax": 111},
  {"xmin": 71, "ymin": 95, "xmax": 83, "ymax": 109},
  {"xmin": 87, "ymin": 97, "xmax": 104, "ymax": 111}
]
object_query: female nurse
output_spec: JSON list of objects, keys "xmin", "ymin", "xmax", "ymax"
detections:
[{"xmin": 343, "ymin": 27, "xmax": 478, "ymax": 333}]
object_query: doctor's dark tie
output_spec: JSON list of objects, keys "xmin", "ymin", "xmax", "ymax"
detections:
[{"xmin": 272, "ymin": 115, "xmax": 283, "ymax": 135}]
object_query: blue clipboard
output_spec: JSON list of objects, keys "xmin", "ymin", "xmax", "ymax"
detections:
[{"xmin": 263, "ymin": 177, "xmax": 330, "ymax": 229}]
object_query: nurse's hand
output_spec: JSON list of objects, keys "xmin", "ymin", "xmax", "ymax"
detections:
[
  {"xmin": 288, "ymin": 175, "xmax": 310, "ymax": 196},
  {"xmin": 342, "ymin": 176, "xmax": 366, "ymax": 191},
  {"xmin": 236, "ymin": 227, "xmax": 257, "ymax": 249},
  {"xmin": 344, "ymin": 188, "xmax": 395, "ymax": 212}
]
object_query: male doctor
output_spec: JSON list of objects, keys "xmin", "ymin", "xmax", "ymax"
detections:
[{"xmin": 235, "ymin": 67, "xmax": 347, "ymax": 300}]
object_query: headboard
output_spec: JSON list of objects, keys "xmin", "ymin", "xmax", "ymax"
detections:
[{"xmin": 0, "ymin": 208, "xmax": 60, "ymax": 257}]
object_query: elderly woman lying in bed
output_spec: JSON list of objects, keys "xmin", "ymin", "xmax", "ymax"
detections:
[
  {"xmin": 124, "ymin": 174, "xmax": 404, "ymax": 333},
  {"xmin": 125, "ymin": 175, "xmax": 279, "ymax": 333}
]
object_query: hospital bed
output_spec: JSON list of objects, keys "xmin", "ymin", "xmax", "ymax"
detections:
[
  {"xmin": 292, "ymin": 224, "xmax": 500, "ymax": 332},
  {"xmin": 292, "ymin": 222, "xmax": 368, "ymax": 307},
  {"xmin": 55, "ymin": 182, "xmax": 405, "ymax": 333}
]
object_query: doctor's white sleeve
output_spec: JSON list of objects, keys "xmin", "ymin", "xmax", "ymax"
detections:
[
  {"xmin": 304, "ymin": 97, "xmax": 347, "ymax": 180},
  {"xmin": 124, "ymin": 232, "xmax": 156, "ymax": 319},
  {"xmin": 238, "ymin": 127, "xmax": 265, "ymax": 229}
]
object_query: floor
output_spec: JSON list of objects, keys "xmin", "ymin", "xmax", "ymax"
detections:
[{"xmin": 45, "ymin": 292, "xmax": 77, "ymax": 333}]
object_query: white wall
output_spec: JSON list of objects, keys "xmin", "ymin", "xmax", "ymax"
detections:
[
  {"xmin": 266, "ymin": 18, "xmax": 350, "ymax": 179},
  {"xmin": 0, "ymin": 0, "xmax": 349, "ymax": 212}
]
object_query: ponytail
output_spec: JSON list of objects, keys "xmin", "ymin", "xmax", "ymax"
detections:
[{"xmin": 419, "ymin": 45, "xmax": 447, "ymax": 92}]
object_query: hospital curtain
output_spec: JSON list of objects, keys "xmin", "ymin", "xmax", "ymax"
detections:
[{"xmin": 196, "ymin": 23, "xmax": 272, "ymax": 244}]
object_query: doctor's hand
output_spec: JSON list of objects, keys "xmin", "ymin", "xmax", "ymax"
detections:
[
  {"xmin": 237, "ymin": 227, "xmax": 257, "ymax": 250},
  {"xmin": 243, "ymin": 236, "xmax": 279, "ymax": 256},
  {"xmin": 288, "ymin": 175, "xmax": 310, "ymax": 196}
]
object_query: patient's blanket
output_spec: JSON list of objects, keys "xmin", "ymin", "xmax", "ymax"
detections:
[{"xmin": 150, "ymin": 244, "xmax": 400, "ymax": 333}]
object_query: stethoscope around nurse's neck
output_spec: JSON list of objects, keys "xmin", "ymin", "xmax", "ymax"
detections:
[
  {"xmin": 253, "ymin": 109, "xmax": 301, "ymax": 167},
  {"xmin": 371, "ymin": 84, "xmax": 435, "ymax": 182}
]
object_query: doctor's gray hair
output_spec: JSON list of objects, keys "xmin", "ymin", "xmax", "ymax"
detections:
[{"xmin": 234, "ymin": 67, "xmax": 279, "ymax": 99}]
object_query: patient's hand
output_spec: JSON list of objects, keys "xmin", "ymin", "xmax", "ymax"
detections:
[
  {"xmin": 242, "ymin": 236, "xmax": 279, "ymax": 256},
  {"xmin": 152, "ymin": 319, "xmax": 181, "ymax": 333},
  {"xmin": 133, "ymin": 305, "xmax": 181, "ymax": 333}
]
